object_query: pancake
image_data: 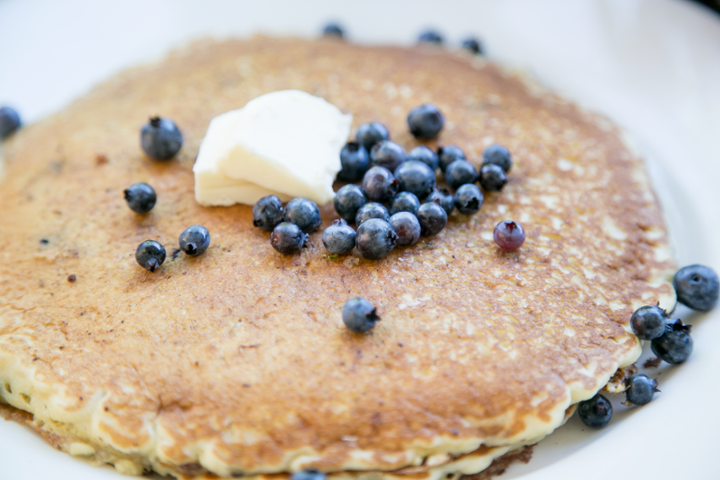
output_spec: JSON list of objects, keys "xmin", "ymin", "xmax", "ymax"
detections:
[{"xmin": 0, "ymin": 36, "xmax": 676, "ymax": 479}]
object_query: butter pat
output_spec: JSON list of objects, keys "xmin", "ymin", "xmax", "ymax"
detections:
[{"xmin": 194, "ymin": 90, "xmax": 352, "ymax": 206}]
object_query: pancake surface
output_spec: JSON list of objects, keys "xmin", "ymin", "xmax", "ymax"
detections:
[{"xmin": 0, "ymin": 37, "xmax": 675, "ymax": 479}]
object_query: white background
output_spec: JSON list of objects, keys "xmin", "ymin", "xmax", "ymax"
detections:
[{"xmin": 1, "ymin": 0, "xmax": 719, "ymax": 479}]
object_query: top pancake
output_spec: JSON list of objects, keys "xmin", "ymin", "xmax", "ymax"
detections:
[{"xmin": 0, "ymin": 37, "xmax": 675, "ymax": 479}]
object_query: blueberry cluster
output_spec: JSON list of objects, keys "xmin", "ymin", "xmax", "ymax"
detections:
[
  {"xmin": 580, "ymin": 264, "xmax": 717, "ymax": 429},
  {"xmin": 255, "ymin": 108, "xmax": 515, "ymax": 260},
  {"xmin": 252, "ymin": 195, "xmax": 317, "ymax": 255},
  {"xmin": 134, "ymin": 224, "xmax": 211, "ymax": 272},
  {"xmin": 416, "ymin": 29, "xmax": 485, "ymax": 56}
]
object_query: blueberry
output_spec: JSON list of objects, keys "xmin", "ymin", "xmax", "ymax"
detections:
[
  {"xmin": 140, "ymin": 117, "xmax": 183, "ymax": 161},
  {"xmin": 437, "ymin": 145, "xmax": 466, "ymax": 172},
  {"xmin": 461, "ymin": 37, "xmax": 483, "ymax": 55},
  {"xmin": 135, "ymin": 240, "xmax": 166, "ymax": 272},
  {"xmin": 179, "ymin": 225, "xmax": 210, "ymax": 256},
  {"xmin": 389, "ymin": 212, "xmax": 421, "ymax": 246},
  {"xmin": 625, "ymin": 374, "xmax": 659, "ymax": 406},
  {"xmin": 407, "ymin": 145, "xmax": 439, "ymax": 171},
  {"xmin": 0, "ymin": 106, "xmax": 21, "ymax": 139},
  {"xmin": 416, "ymin": 202, "xmax": 448, "ymax": 236},
  {"xmin": 454, "ymin": 184, "xmax": 483, "ymax": 215},
  {"xmin": 342, "ymin": 298, "xmax": 381, "ymax": 333},
  {"xmin": 394, "ymin": 160, "xmax": 436, "ymax": 199},
  {"xmin": 483, "ymin": 144, "xmax": 512, "ymax": 173},
  {"xmin": 284, "ymin": 197, "xmax": 322, "ymax": 233},
  {"xmin": 651, "ymin": 319, "xmax": 693, "ymax": 364},
  {"xmin": 445, "ymin": 159, "xmax": 478, "ymax": 190},
  {"xmin": 322, "ymin": 219, "xmax": 356, "ymax": 255},
  {"xmin": 389, "ymin": 192, "xmax": 421, "ymax": 215},
  {"xmin": 361, "ymin": 166, "xmax": 399, "ymax": 202},
  {"xmin": 494, "ymin": 220, "xmax": 525, "ymax": 252},
  {"xmin": 418, "ymin": 30, "xmax": 443, "ymax": 45},
  {"xmin": 334, "ymin": 184, "xmax": 367, "ymax": 223},
  {"xmin": 426, "ymin": 188, "xmax": 454, "ymax": 216},
  {"xmin": 292, "ymin": 470, "xmax": 327, "ymax": 480},
  {"xmin": 338, "ymin": 142, "xmax": 370, "ymax": 182},
  {"xmin": 322, "ymin": 23, "xmax": 344, "ymax": 38},
  {"xmin": 407, "ymin": 104, "xmax": 445, "ymax": 140},
  {"xmin": 356, "ymin": 122, "xmax": 390, "ymax": 152},
  {"xmin": 356, "ymin": 218, "xmax": 398, "ymax": 260},
  {"xmin": 252, "ymin": 195, "xmax": 285, "ymax": 231},
  {"xmin": 630, "ymin": 305, "xmax": 668, "ymax": 340},
  {"xmin": 673, "ymin": 265, "xmax": 719, "ymax": 311},
  {"xmin": 478, "ymin": 164, "xmax": 508, "ymax": 191},
  {"xmin": 355, "ymin": 202, "xmax": 390, "ymax": 226},
  {"xmin": 123, "ymin": 182, "xmax": 157, "ymax": 214},
  {"xmin": 370, "ymin": 140, "xmax": 406, "ymax": 172},
  {"xmin": 577, "ymin": 394, "xmax": 612, "ymax": 428},
  {"xmin": 271, "ymin": 222, "xmax": 308, "ymax": 255}
]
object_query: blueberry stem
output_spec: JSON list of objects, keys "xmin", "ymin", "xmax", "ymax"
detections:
[
  {"xmin": 146, "ymin": 258, "xmax": 159, "ymax": 272},
  {"xmin": 150, "ymin": 117, "xmax": 161, "ymax": 128}
]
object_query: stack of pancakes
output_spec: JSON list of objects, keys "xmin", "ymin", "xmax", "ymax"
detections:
[{"xmin": 0, "ymin": 37, "xmax": 675, "ymax": 479}]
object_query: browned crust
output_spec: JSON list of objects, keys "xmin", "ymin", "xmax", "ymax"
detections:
[
  {"xmin": 0, "ymin": 401, "xmax": 532, "ymax": 480},
  {"xmin": 0, "ymin": 36, "xmax": 674, "ymax": 478},
  {"xmin": 465, "ymin": 446, "xmax": 533, "ymax": 480}
]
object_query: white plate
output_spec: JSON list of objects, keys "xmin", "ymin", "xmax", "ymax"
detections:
[{"xmin": 1, "ymin": 0, "xmax": 719, "ymax": 479}]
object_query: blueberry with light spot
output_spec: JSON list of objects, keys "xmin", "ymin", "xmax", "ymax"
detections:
[
  {"xmin": 578, "ymin": 394, "xmax": 612, "ymax": 428},
  {"xmin": 123, "ymin": 182, "xmax": 156, "ymax": 214},
  {"xmin": 418, "ymin": 30, "xmax": 443, "ymax": 45},
  {"xmin": 478, "ymin": 164, "xmax": 508, "ymax": 191},
  {"xmin": 408, "ymin": 104, "xmax": 444, "ymax": 140},
  {"xmin": 407, "ymin": 145, "xmax": 439, "ymax": 171},
  {"xmin": 356, "ymin": 122, "xmax": 390, "ymax": 152},
  {"xmin": 483, "ymin": 144, "xmax": 512, "ymax": 173},
  {"xmin": 394, "ymin": 160, "xmax": 436, "ymax": 199},
  {"xmin": 454, "ymin": 184, "xmax": 483, "ymax": 215},
  {"xmin": 356, "ymin": 219, "xmax": 398, "ymax": 260},
  {"xmin": 462, "ymin": 37, "xmax": 483, "ymax": 55},
  {"xmin": 322, "ymin": 219, "xmax": 356, "ymax": 255},
  {"xmin": 494, "ymin": 220, "xmax": 525, "ymax": 252},
  {"xmin": 427, "ymin": 188, "xmax": 455, "ymax": 215},
  {"xmin": 445, "ymin": 159, "xmax": 478, "ymax": 190},
  {"xmin": 284, "ymin": 197, "xmax": 322, "ymax": 233},
  {"xmin": 370, "ymin": 140, "xmax": 406, "ymax": 172},
  {"xmin": 140, "ymin": 117, "xmax": 183, "ymax": 161},
  {"xmin": 389, "ymin": 212, "xmax": 421, "ymax": 246},
  {"xmin": 362, "ymin": 166, "xmax": 399, "ymax": 202},
  {"xmin": 252, "ymin": 195, "xmax": 284, "ymax": 231},
  {"xmin": 630, "ymin": 305, "xmax": 668, "ymax": 340},
  {"xmin": 673, "ymin": 265, "xmax": 719, "ymax": 311},
  {"xmin": 416, "ymin": 202, "xmax": 447, "ymax": 236},
  {"xmin": 135, "ymin": 240, "xmax": 166, "ymax": 272},
  {"xmin": 389, "ymin": 192, "xmax": 420, "ymax": 215},
  {"xmin": 355, "ymin": 202, "xmax": 390, "ymax": 226},
  {"xmin": 322, "ymin": 23, "xmax": 344, "ymax": 38},
  {"xmin": 179, "ymin": 225, "xmax": 210, "ymax": 256},
  {"xmin": 342, "ymin": 297, "xmax": 381, "ymax": 333},
  {"xmin": 338, "ymin": 142, "xmax": 370, "ymax": 182},
  {"xmin": 625, "ymin": 374, "xmax": 659, "ymax": 406},
  {"xmin": 334, "ymin": 184, "xmax": 367, "ymax": 223},
  {"xmin": 292, "ymin": 469, "xmax": 327, "ymax": 480},
  {"xmin": 0, "ymin": 106, "xmax": 21, "ymax": 139},
  {"xmin": 651, "ymin": 319, "xmax": 693, "ymax": 365},
  {"xmin": 437, "ymin": 145, "xmax": 466, "ymax": 172},
  {"xmin": 271, "ymin": 222, "xmax": 308, "ymax": 255}
]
